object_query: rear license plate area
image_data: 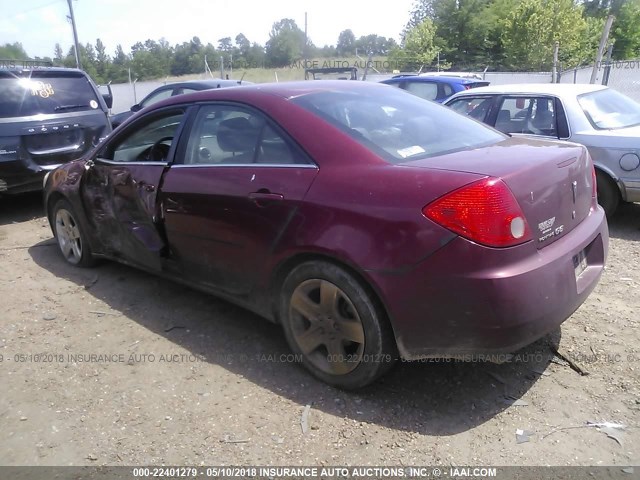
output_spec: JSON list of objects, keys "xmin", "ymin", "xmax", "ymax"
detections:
[{"xmin": 573, "ymin": 249, "xmax": 588, "ymax": 278}]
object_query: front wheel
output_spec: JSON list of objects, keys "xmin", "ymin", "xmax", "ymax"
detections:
[
  {"xmin": 596, "ymin": 171, "xmax": 620, "ymax": 218},
  {"xmin": 279, "ymin": 261, "xmax": 397, "ymax": 389},
  {"xmin": 52, "ymin": 199, "xmax": 94, "ymax": 267}
]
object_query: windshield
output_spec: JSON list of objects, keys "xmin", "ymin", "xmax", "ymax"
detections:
[
  {"xmin": 578, "ymin": 88, "xmax": 640, "ymax": 130},
  {"xmin": 0, "ymin": 71, "xmax": 101, "ymax": 118},
  {"xmin": 291, "ymin": 86, "xmax": 504, "ymax": 163}
]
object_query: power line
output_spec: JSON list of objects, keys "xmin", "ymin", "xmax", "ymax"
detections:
[{"xmin": 3, "ymin": 0, "xmax": 63, "ymax": 20}]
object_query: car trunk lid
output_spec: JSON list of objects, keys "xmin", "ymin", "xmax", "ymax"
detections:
[{"xmin": 402, "ymin": 137, "xmax": 594, "ymax": 249}]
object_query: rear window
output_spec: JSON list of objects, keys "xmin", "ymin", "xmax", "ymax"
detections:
[
  {"xmin": 0, "ymin": 70, "xmax": 101, "ymax": 118},
  {"xmin": 291, "ymin": 86, "xmax": 505, "ymax": 163},
  {"xmin": 578, "ymin": 88, "xmax": 640, "ymax": 130}
]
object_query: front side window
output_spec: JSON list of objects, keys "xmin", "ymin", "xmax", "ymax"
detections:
[
  {"xmin": 578, "ymin": 88, "xmax": 640, "ymax": 130},
  {"xmin": 0, "ymin": 71, "xmax": 100, "ymax": 117},
  {"xmin": 184, "ymin": 105, "xmax": 306, "ymax": 165},
  {"xmin": 101, "ymin": 110, "xmax": 185, "ymax": 162},
  {"xmin": 292, "ymin": 87, "xmax": 505, "ymax": 163},
  {"xmin": 448, "ymin": 96, "xmax": 493, "ymax": 121}
]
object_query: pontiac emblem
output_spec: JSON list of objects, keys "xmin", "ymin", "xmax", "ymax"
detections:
[{"xmin": 538, "ymin": 217, "xmax": 556, "ymax": 232}]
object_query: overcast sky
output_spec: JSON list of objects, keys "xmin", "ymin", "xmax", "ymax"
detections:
[{"xmin": 1, "ymin": 0, "xmax": 415, "ymax": 59}]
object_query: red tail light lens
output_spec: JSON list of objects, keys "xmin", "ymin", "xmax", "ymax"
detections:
[{"xmin": 423, "ymin": 177, "xmax": 532, "ymax": 248}]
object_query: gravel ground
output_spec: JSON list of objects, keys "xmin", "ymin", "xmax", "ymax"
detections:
[{"xmin": 0, "ymin": 193, "xmax": 639, "ymax": 467}]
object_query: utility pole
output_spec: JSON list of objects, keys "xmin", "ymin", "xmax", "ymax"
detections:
[
  {"xmin": 590, "ymin": 14, "xmax": 614, "ymax": 84},
  {"xmin": 66, "ymin": 0, "xmax": 82, "ymax": 70},
  {"xmin": 304, "ymin": 12, "xmax": 308, "ymax": 68}
]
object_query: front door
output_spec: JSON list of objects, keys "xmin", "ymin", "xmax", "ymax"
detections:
[
  {"xmin": 159, "ymin": 104, "xmax": 318, "ymax": 294},
  {"xmin": 82, "ymin": 108, "xmax": 188, "ymax": 270}
]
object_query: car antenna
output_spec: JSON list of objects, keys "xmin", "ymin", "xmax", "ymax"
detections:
[{"xmin": 239, "ymin": 72, "xmax": 246, "ymax": 85}]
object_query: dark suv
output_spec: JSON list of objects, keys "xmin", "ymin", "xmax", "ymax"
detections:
[{"xmin": 0, "ymin": 63, "xmax": 112, "ymax": 194}]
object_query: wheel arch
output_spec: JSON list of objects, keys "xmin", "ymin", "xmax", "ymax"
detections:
[{"xmin": 269, "ymin": 252, "xmax": 398, "ymax": 341}]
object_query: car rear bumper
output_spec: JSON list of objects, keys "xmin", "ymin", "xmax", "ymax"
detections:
[
  {"xmin": 371, "ymin": 206, "xmax": 609, "ymax": 360},
  {"xmin": 0, "ymin": 160, "xmax": 56, "ymax": 194}
]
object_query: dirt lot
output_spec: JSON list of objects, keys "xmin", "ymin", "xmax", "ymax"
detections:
[{"xmin": 1, "ymin": 193, "xmax": 639, "ymax": 468}]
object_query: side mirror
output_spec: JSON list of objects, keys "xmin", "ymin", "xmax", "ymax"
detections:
[{"xmin": 131, "ymin": 104, "xmax": 142, "ymax": 113}]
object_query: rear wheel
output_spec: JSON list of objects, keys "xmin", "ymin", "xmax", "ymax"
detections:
[
  {"xmin": 52, "ymin": 199, "xmax": 94, "ymax": 267},
  {"xmin": 596, "ymin": 171, "xmax": 620, "ymax": 218},
  {"xmin": 279, "ymin": 261, "xmax": 396, "ymax": 389}
]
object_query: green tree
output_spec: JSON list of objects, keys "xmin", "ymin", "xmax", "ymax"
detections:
[
  {"xmin": 94, "ymin": 39, "xmax": 110, "ymax": 82},
  {"xmin": 501, "ymin": 0, "xmax": 591, "ymax": 70},
  {"xmin": 265, "ymin": 18, "xmax": 305, "ymax": 67},
  {"xmin": 53, "ymin": 43, "xmax": 64, "ymax": 65},
  {"xmin": 405, "ymin": 0, "xmax": 498, "ymax": 68},
  {"xmin": 390, "ymin": 19, "xmax": 439, "ymax": 70},
  {"xmin": 611, "ymin": 0, "xmax": 640, "ymax": 59},
  {"xmin": 336, "ymin": 29, "xmax": 356, "ymax": 56},
  {"xmin": 0, "ymin": 42, "xmax": 29, "ymax": 60}
]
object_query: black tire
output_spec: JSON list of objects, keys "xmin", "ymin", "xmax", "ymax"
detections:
[
  {"xmin": 279, "ymin": 261, "xmax": 397, "ymax": 389},
  {"xmin": 596, "ymin": 171, "xmax": 620, "ymax": 218},
  {"xmin": 51, "ymin": 199, "xmax": 95, "ymax": 267}
]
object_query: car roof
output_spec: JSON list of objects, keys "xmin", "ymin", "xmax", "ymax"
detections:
[
  {"xmin": 385, "ymin": 75, "xmax": 477, "ymax": 84},
  {"xmin": 448, "ymin": 83, "xmax": 608, "ymax": 96},
  {"xmin": 0, "ymin": 66, "xmax": 88, "ymax": 76},
  {"xmin": 151, "ymin": 80, "xmax": 391, "ymax": 110},
  {"xmin": 158, "ymin": 79, "xmax": 251, "ymax": 89}
]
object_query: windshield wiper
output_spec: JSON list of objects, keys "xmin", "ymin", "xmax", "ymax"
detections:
[{"xmin": 54, "ymin": 104, "xmax": 91, "ymax": 111}]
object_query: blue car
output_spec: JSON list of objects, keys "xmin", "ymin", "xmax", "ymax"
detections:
[{"xmin": 381, "ymin": 74, "xmax": 489, "ymax": 103}]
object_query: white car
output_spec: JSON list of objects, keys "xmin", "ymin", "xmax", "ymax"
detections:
[{"xmin": 445, "ymin": 83, "xmax": 640, "ymax": 216}]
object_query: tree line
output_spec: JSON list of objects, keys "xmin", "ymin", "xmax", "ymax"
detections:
[
  {"xmin": 0, "ymin": 19, "xmax": 396, "ymax": 84},
  {"xmin": 1, "ymin": 0, "xmax": 638, "ymax": 83},
  {"xmin": 396, "ymin": 0, "xmax": 639, "ymax": 71}
]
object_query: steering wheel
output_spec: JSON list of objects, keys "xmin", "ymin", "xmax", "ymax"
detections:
[{"xmin": 145, "ymin": 136, "xmax": 173, "ymax": 161}]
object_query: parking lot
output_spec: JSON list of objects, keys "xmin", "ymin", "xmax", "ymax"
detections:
[{"xmin": 0, "ymin": 193, "xmax": 639, "ymax": 467}]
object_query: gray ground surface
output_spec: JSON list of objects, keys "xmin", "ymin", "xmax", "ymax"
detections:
[{"xmin": 1, "ymin": 193, "xmax": 639, "ymax": 467}]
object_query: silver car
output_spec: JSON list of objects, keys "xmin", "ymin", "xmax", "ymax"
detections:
[{"xmin": 444, "ymin": 84, "xmax": 640, "ymax": 216}]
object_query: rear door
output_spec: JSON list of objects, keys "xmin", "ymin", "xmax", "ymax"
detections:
[
  {"xmin": 160, "ymin": 103, "xmax": 318, "ymax": 295},
  {"xmin": 82, "ymin": 107, "xmax": 189, "ymax": 270}
]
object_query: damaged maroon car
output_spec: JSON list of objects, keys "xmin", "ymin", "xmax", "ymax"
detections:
[{"xmin": 44, "ymin": 81, "xmax": 608, "ymax": 389}]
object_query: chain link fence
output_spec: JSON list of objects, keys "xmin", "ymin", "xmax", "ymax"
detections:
[{"xmin": 559, "ymin": 59, "xmax": 640, "ymax": 102}]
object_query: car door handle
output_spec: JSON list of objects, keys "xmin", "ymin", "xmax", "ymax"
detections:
[
  {"xmin": 248, "ymin": 191, "xmax": 284, "ymax": 206},
  {"xmin": 137, "ymin": 181, "xmax": 155, "ymax": 192}
]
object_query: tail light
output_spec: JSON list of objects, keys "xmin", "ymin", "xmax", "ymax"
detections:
[{"xmin": 423, "ymin": 177, "xmax": 532, "ymax": 248}]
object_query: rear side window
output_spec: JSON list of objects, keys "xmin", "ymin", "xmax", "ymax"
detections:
[
  {"xmin": 184, "ymin": 105, "xmax": 309, "ymax": 165},
  {"xmin": 404, "ymin": 81, "xmax": 438, "ymax": 101},
  {"xmin": 0, "ymin": 71, "xmax": 101, "ymax": 118},
  {"xmin": 497, "ymin": 97, "xmax": 557, "ymax": 137}
]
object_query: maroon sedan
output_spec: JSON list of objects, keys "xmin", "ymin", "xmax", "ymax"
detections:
[{"xmin": 44, "ymin": 81, "xmax": 608, "ymax": 389}]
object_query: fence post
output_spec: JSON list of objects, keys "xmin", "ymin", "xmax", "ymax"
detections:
[
  {"xmin": 552, "ymin": 42, "xmax": 559, "ymax": 83},
  {"xmin": 602, "ymin": 43, "xmax": 614, "ymax": 86},
  {"xmin": 590, "ymin": 15, "xmax": 615, "ymax": 84}
]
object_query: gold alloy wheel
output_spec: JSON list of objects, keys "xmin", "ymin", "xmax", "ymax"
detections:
[{"xmin": 289, "ymin": 279, "xmax": 366, "ymax": 375}]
